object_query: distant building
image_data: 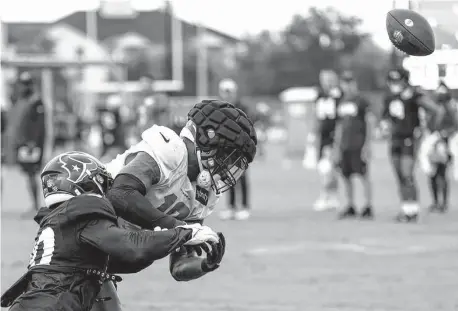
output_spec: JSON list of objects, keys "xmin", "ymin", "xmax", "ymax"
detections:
[{"xmin": 4, "ymin": 4, "xmax": 243, "ymax": 95}]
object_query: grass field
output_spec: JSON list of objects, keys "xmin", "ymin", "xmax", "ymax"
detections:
[{"xmin": 1, "ymin": 142, "xmax": 458, "ymax": 311}]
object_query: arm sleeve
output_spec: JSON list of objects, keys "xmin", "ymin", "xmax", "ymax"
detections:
[
  {"xmin": 169, "ymin": 247, "xmax": 209, "ymax": 282},
  {"xmin": 417, "ymin": 94, "xmax": 444, "ymax": 132},
  {"xmin": 79, "ymin": 218, "xmax": 192, "ymax": 274},
  {"xmin": 106, "ymin": 152, "xmax": 185, "ymax": 230}
]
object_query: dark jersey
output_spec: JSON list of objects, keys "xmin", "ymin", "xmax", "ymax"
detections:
[
  {"xmin": 338, "ymin": 95, "xmax": 369, "ymax": 150},
  {"xmin": 315, "ymin": 87, "xmax": 343, "ymax": 138},
  {"xmin": 98, "ymin": 107, "xmax": 125, "ymax": 151},
  {"xmin": 383, "ymin": 88, "xmax": 423, "ymax": 139},
  {"xmin": 426, "ymin": 100, "xmax": 458, "ymax": 137},
  {"xmin": 2, "ymin": 195, "xmax": 192, "ymax": 310},
  {"xmin": 29, "ymin": 196, "xmax": 117, "ymax": 271},
  {"xmin": 6, "ymin": 94, "xmax": 46, "ymax": 148}
]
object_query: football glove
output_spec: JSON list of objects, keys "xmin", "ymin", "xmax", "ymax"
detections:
[
  {"xmin": 200, "ymin": 232, "xmax": 226, "ymax": 272},
  {"xmin": 178, "ymin": 223, "xmax": 220, "ymax": 246}
]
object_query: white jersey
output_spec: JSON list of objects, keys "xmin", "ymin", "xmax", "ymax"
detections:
[{"xmin": 106, "ymin": 125, "xmax": 221, "ymax": 221}]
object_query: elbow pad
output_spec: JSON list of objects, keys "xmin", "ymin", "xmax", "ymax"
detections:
[{"xmin": 106, "ymin": 174, "xmax": 183, "ymax": 229}]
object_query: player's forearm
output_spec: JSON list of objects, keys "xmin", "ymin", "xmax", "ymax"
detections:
[
  {"xmin": 107, "ymin": 174, "xmax": 184, "ymax": 230},
  {"xmin": 80, "ymin": 219, "xmax": 192, "ymax": 271}
]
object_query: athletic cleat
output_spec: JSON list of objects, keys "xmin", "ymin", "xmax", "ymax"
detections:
[
  {"xmin": 395, "ymin": 212, "xmax": 418, "ymax": 223},
  {"xmin": 326, "ymin": 196, "xmax": 340, "ymax": 210},
  {"xmin": 234, "ymin": 209, "xmax": 250, "ymax": 220},
  {"xmin": 219, "ymin": 209, "xmax": 235, "ymax": 220},
  {"xmin": 438, "ymin": 204, "xmax": 448, "ymax": 213},
  {"xmin": 428, "ymin": 203, "xmax": 440, "ymax": 213},
  {"xmin": 360, "ymin": 206, "xmax": 374, "ymax": 219},
  {"xmin": 338, "ymin": 206, "xmax": 357, "ymax": 219}
]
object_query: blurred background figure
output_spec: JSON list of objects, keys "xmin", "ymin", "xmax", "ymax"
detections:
[
  {"xmin": 334, "ymin": 71, "xmax": 374, "ymax": 219},
  {"xmin": 138, "ymin": 74, "xmax": 171, "ymax": 131},
  {"xmin": 253, "ymin": 102, "xmax": 271, "ymax": 159},
  {"xmin": 98, "ymin": 94, "xmax": 127, "ymax": 162},
  {"xmin": 425, "ymin": 81, "xmax": 458, "ymax": 213},
  {"xmin": 310, "ymin": 69, "xmax": 341, "ymax": 211},
  {"xmin": 170, "ymin": 115, "xmax": 188, "ymax": 135},
  {"xmin": 4, "ymin": 72, "xmax": 46, "ymax": 216},
  {"xmin": 218, "ymin": 78, "xmax": 252, "ymax": 220}
]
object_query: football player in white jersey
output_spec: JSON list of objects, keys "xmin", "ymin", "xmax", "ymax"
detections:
[{"xmin": 94, "ymin": 100, "xmax": 257, "ymax": 310}]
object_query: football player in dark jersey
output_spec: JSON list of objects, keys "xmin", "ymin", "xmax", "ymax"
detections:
[
  {"xmin": 5, "ymin": 72, "xmax": 46, "ymax": 215},
  {"xmin": 420, "ymin": 81, "xmax": 458, "ymax": 213},
  {"xmin": 334, "ymin": 71, "xmax": 374, "ymax": 219},
  {"xmin": 308, "ymin": 69, "xmax": 342, "ymax": 211},
  {"xmin": 379, "ymin": 68, "xmax": 444, "ymax": 222},
  {"xmin": 1, "ymin": 151, "xmax": 221, "ymax": 311}
]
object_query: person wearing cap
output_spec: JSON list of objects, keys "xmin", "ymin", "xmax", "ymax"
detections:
[
  {"xmin": 419, "ymin": 80, "xmax": 458, "ymax": 213},
  {"xmin": 334, "ymin": 71, "xmax": 374, "ymax": 219},
  {"xmin": 5, "ymin": 71, "xmax": 46, "ymax": 216},
  {"xmin": 378, "ymin": 68, "xmax": 444, "ymax": 223}
]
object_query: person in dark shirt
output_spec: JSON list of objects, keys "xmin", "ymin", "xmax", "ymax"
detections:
[
  {"xmin": 218, "ymin": 79, "xmax": 253, "ymax": 221},
  {"xmin": 334, "ymin": 71, "xmax": 374, "ymax": 219},
  {"xmin": 421, "ymin": 81, "xmax": 458, "ymax": 213},
  {"xmin": 379, "ymin": 68, "xmax": 444, "ymax": 222},
  {"xmin": 6, "ymin": 72, "xmax": 46, "ymax": 215},
  {"xmin": 98, "ymin": 94, "xmax": 127, "ymax": 162},
  {"xmin": 308, "ymin": 69, "xmax": 342, "ymax": 211},
  {"xmin": 1, "ymin": 151, "xmax": 221, "ymax": 311}
]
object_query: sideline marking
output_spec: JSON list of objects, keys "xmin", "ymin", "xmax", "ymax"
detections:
[{"xmin": 246, "ymin": 240, "xmax": 458, "ymax": 256}]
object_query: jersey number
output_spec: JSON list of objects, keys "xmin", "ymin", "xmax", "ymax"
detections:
[
  {"xmin": 316, "ymin": 99, "xmax": 336, "ymax": 120},
  {"xmin": 29, "ymin": 227, "xmax": 55, "ymax": 268},
  {"xmin": 157, "ymin": 194, "xmax": 190, "ymax": 219},
  {"xmin": 389, "ymin": 100, "xmax": 405, "ymax": 120}
]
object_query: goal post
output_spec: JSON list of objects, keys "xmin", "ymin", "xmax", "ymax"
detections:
[{"xmin": 1, "ymin": 56, "xmax": 127, "ymax": 162}]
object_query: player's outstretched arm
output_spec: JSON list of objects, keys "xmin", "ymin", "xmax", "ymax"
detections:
[
  {"xmin": 106, "ymin": 152, "xmax": 185, "ymax": 230},
  {"xmin": 169, "ymin": 232, "xmax": 226, "ymax": 282},
  {"xmin": 79, "ymin": 218, "xmax": 193, "ymax": 274},
  {"xmin": 417, "ymin": 94, "xmax": 445, "ymax": 132}
]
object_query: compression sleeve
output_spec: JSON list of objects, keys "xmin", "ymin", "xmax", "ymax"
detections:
[
  {"xmin": 79, "ymin": 219, "xmax": 192, "ymax": 273},
  {"xmin": 106, "ymin": 174, "xmax": 184, "ymax": 229}
]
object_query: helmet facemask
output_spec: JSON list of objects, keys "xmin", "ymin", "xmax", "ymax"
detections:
[{"xmin": 197, "ymin": 147, "xmax": 248, "ymax": 194}]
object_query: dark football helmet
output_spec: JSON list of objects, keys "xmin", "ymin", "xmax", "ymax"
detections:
[
  {"xmin": 435, "ymin": 80, "xmax": 451, "ymax": 103},
  {"xmin": 187, "ymin": 100, "xmax": 257, "ymax": 194},
  {"xmin": 41, "ymin": 151, "xmax": 113, "ymax": 207},
  {"xmin": 387, "ymin": 68, "xmax": 410, "ymax": 94}
]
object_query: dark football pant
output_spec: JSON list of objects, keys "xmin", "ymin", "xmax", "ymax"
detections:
[
  {"xmin": 429, "ymin": 137, "xmax": 452, "ymax": 206},
  {"xmin": 339, "ymin": 148, "xmax": 367, "ymax": 178},
  {"xmin": 229, "ymin": 173, "xmax": 249, "ymax": 209},
  {"xmin": 390, "ymin": 137, "xmax": 418, "ymax": 202}
]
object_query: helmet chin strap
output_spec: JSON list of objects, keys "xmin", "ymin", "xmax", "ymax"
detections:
[{"xmin": 196, "ymin": 149, "xmax": 212, "ymax": 189}]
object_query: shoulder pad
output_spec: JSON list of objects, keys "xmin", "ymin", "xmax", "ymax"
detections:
[
  {"xmin": 64, "ymin": 195, "xmax": 117, "ymax": 223},
  {"xmin": 140, "ymin": 125, "xmax": 187, "ymax": 170}
]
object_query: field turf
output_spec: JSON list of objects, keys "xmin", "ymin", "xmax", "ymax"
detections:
[{"xmin": 1, "ymin": 142, "xmax": 458, "ymax": 311}]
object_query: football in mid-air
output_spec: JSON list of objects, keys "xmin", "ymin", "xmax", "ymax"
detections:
[{"xmin": 386, "ymin": 9, "xmax": 435, "ymax": 56}]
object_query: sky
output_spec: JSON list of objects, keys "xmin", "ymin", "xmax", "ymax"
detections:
[{"xmin": 0, "ymin": 0, "xmax": 401, "ymax": 49}]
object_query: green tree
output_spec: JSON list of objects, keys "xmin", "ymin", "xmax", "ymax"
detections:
[{"xmin": 239, "ymin": 7, "xmax": 375, "ymax": 95}]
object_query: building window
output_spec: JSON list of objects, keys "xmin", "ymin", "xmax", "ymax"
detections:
[{"xmin": 438, "ymin": 64, "xmax": 447, "ymax": 78}]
